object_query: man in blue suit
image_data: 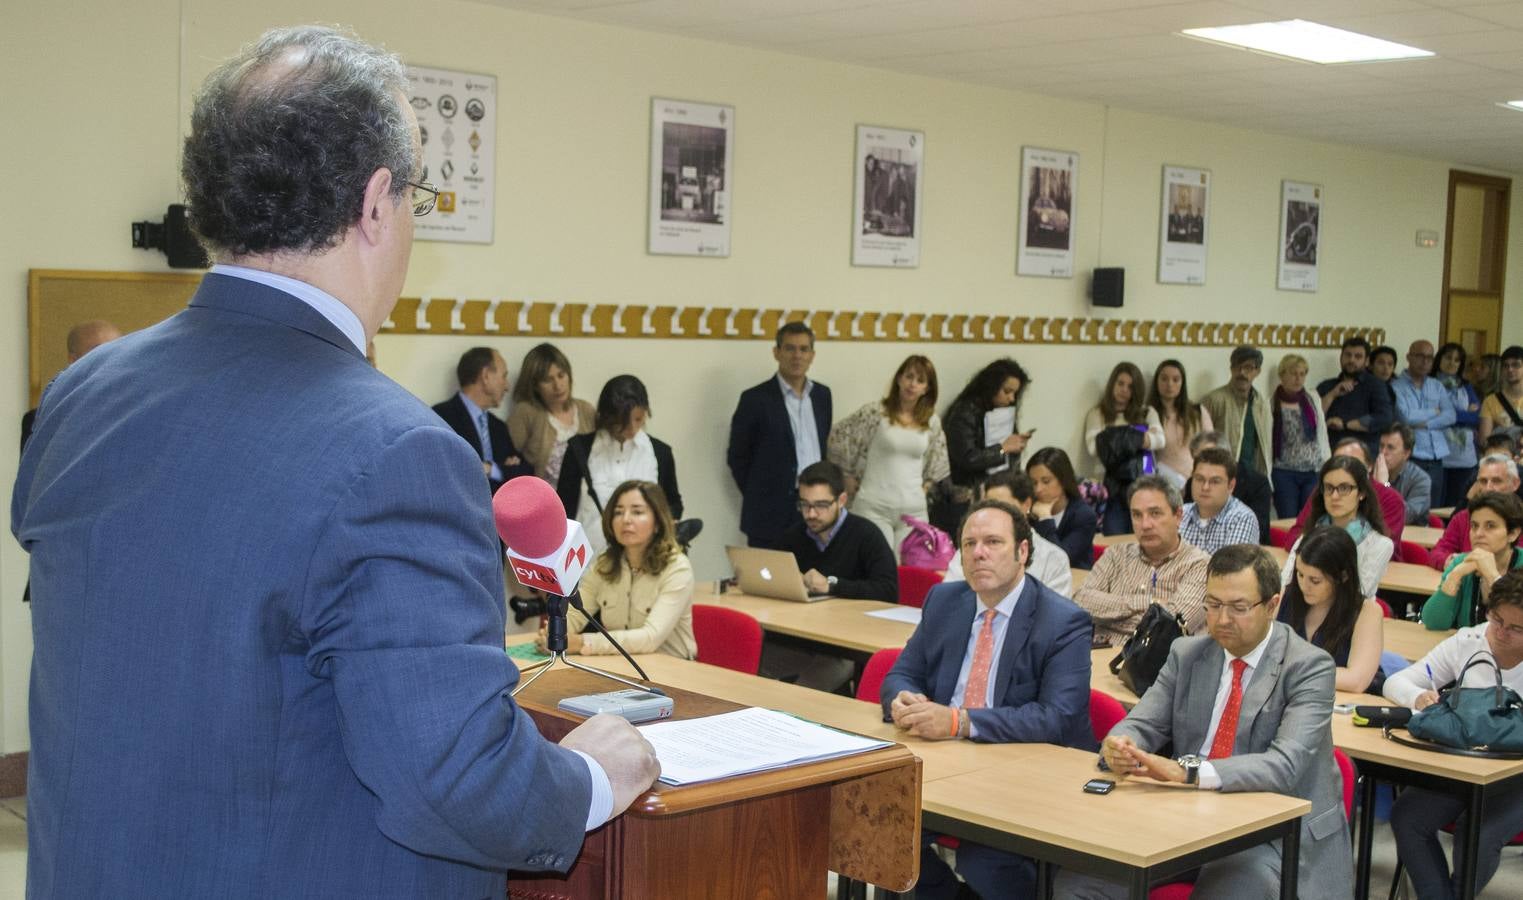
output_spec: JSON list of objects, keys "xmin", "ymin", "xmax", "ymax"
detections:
[
  {"xmin": 12, "ymin": 26, "xmax": 657, "ymax": 899},
  {"xmin": 432, "ymin": 346, "xmax": 534, "ymax": 495},
  {"xmin": 727, "ymin": 322, "xmax": 832, "ymax": 548},
  {"xmin": 882, "ymin": 499, "xmax": 1095, "ymax": 899}
]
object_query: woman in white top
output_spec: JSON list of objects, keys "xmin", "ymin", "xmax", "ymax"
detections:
[
  {"xmin": 941, "ymin": 471, "xmax": 1072, "ymax": 596},
  {"xmin": 1146, "ymin": 359, "xmax": 1212, "ymax": 491},
  {"xmin": 507, "ymin": 342, "xmax": 596, "ymax": 484},
  {"xmin": 1385, "ymin": 569, "xmax": 1523, "ymax": 899},
  {"xmin": 1085, "ymin": 362, "xmax": 1165, "ymax": 535},
  {"xmin": 827, "ymin": 355, "xmax": 951, "ymax": 558},
  {"xmin": 556, "ymin": 376, "xmax": 682, "ymax": 555},
  {"xmin": 1279, "ymin": 456, "xmax": 1393, "ymax": 599},
  {"xmin": 549, "ymin": 480, "xmax": 696, "ymax": 659}
]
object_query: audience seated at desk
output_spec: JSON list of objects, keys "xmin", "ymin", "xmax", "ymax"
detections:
[
  {"xmin": 1179, "ymin": 447, "xmax": 1260, "ymax": 554},
  {"xmin": 549, "ymin": 480, "xmax": 696, "ymax": 659},
  {"xmin": 1278, "ymin": 526, "xmax": 1386, "ymax": 693},
  {"xmin": 1280, "ymin": 457, "xmax": 1394, "ymax": 600},
  {"xmin": 506, "ymin": 342, "xmax": 596, "ymax": 483},
  {"xmin": 557, "ymin": 374, "xmax": 682, "ymax": 555},
  {"xmin": 1073, "ymin": 475, "xmax": 1210, "ymax": 647},
  {"xmin": 1286, "ymin": 437, "xmax": 1406, "ymax": 543},
  {"xmin": 1318, "ymin": 335, "xmax": 1395, "ymax": 459},
  {"xmin": 943, "ymin": 470, "xmax": 1072, "ymax": 597},
  {"xmin": 1422, "ymin": 492, "xmax": 1523, "ymax": 630},
  {"xmin": 883, "ymin": 499, "xmax": 1094, "ymax": 900},
  {"xmin": 1058, "ymin": 545, "xmax": 1353, "ymax": 900},
  {"xmin": 432, "ymin": 347, "xmax": 534, "ymax": 495},
  {"xmin": 1386, "ymin": 570, "xmax": 1523, "ymax": 899},
  {"xmin": 1426, "ymin": 453, "xmax": 1523, "ymax": 569},
  {"xmin": 1184, "ymin": 430, "xmax": 1273, "ymax": 545},
  {"xmin": 1027, "ymin": 447, "xmax": 1098, "ymax": 568},
  {"xmin": 1380, "ymin": 422, "xmax": 1433, "ymax": 526},
  {"xmin": 726, "ymin": 322, "xmax": 831, "ymax": 550}
]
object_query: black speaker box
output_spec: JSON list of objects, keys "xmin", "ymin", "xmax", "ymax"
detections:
[{"xmin": 1091, "ymin": 267, "xmax": 1124, "ymax": 308}]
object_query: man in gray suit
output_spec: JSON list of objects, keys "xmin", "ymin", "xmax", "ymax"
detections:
[{"xmin": 1056, "ymin": 543, "xmax": 1352, "ymax": 900}]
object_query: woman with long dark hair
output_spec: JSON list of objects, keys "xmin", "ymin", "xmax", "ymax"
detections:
[
  {"xmin": 1278, "ymin": 526, "xmax": 1385, "ymax": 692},
  {"xmin": 942, "ymin": 358, "xmax": 1031, "ymax": 522},
  {"xmin": 1026, "ymin": 446, "xmax": 1097, "ymax": 568},
  {"xmin": 1147, "ymin": 359, "xmax": 1212, "ymax": 491},
  {"xmin": 1279, "ymin": 456, "xmax": 1393, "ymax": 598},
  {"xmin": 1085, "ymin": 362, "xmax": 1164, "ymax": 535},
  {"xmin": 828, "ymin": 355, "xmax": 950, "ymax": 556}
]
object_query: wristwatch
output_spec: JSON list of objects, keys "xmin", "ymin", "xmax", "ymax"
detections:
[
  {"xmin": 826, "ymin": 575, "xmax": 839, "ymax": 589},
  {"xmin": 1176, "ymin": 754, "xmax": 1203, "ymax": 785}
]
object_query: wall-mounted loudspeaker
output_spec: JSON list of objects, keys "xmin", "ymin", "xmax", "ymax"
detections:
[{"xmin": 1091, "ymin": 267, "xmax": 1124, "ymax": 308}]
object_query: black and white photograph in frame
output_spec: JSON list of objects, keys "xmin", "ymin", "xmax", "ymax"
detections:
[
  {"xmin": 1277, "ymin": 180, "xmax": 1322, "ymax": 292},
  {"xmin": 648, "ymin": 97, "xmax": 733, "ymax": 257},
  {"xmin": 1158, "ymin": 165, "xmax": 1209, "ymax": 285},
  {"xmin": 1017, "ymin": 147, "xmax": 1076, "ymax": 278},
  {"xmin": 852, "ymin": 124, "xmax": 923, "ymax": 268},
  {"xmin": 406, "ymin": 64, "xmax": 496, "ymax": 244}
]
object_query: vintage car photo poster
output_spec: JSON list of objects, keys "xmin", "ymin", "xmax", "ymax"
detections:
[
  {"xmin": 1278, "ymin": 180, "xmax": 1322, "ymax": 292},
  {"xmin": 853, "ymin": 125, "xmax": 923, "ymax": 267},
  {"xmin": 649, "ymin": 97, "xmax": 734, "ymax": 257},
  {"xmin": 407, "ymin": 65, "xmax": 495, "ymax": 244},
  {"xmin": 1017, "ymin": 147, "xmax": 1077, "ymax": 277},
  {"xmin": 1158, "ymin": 165, "xmax": 1210, "ymax": 285}
]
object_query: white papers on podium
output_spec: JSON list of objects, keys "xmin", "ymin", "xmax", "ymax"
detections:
[
  {"xmin": 639, "ymin": 707, "xmax": 892, "ymax": 785},
  {"xmin": 866, "ymin": 606, "xmax": 922, "ymax": 625},
  {"xmin": 983, "ymin": 406, "xmax": 1015, "ymax": 473}
]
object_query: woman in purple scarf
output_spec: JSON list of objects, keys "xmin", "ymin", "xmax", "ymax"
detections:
[{"xmin": 1271, "ymin": 353, "xmax": 1332, "ymax": 518}]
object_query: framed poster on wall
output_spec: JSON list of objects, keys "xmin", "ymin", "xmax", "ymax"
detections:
[
  {"xmin": 648, "ymin": 97, "xmax": 734, "ymax": 257},
  {"xmin": 406, "ymin": 64, "xmax": 495, "ymax": 244},
  {"xmin": 1278, "ymin": 180, "xmax": 1322, "ymax": 292},
  {"xmin": 1017, "ymin": 147, "xmax": 1077, "ymax": 278},
  {"xmin": 1158, "ymin": 165, "xmax": 1209, "ymax": 285},
  {"xmin": 852, "ymin": 124, "xmax": 923, "ymax": 267}
]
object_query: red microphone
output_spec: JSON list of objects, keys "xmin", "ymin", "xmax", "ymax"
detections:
[{"xmin": 493, "ymin": 476, "xmax": 592, "ymax": 597}]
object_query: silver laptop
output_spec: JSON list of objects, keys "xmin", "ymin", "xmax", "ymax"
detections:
[{"xmin": 725, "ymin": 546, "xmax": 830, "ymax": 603}]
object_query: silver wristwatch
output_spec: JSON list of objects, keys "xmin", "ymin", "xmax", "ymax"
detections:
[
  {"xmin": 1176, "ymin": 754, "xmax": 1203, "ymax": 785},
  {"xmin": 827, "ymin": 575, "xmax": 839, "ymax": 588}
]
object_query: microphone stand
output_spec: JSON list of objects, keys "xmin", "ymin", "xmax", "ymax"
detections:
[{"xmin": 513, "ymin": 589, "xmax": 661, "ymax": 697}]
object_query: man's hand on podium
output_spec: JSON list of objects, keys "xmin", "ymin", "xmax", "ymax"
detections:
[{"xmin": 563, "ymin": 713, "xmax": 662, "ymax": 815}]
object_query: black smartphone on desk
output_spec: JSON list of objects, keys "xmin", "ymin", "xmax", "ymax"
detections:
[{"xmin": 1083, "ymin": 779, "xmax": 1115, "ymax": 795}]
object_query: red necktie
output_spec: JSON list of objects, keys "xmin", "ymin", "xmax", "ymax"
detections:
[
  {"xmin": 1209, "ymin": 658, "xmax": 1249, "ymax": 759},
  {"xmin": 964, "ymin": 610, "xmax": 996, "ymax": 710}
]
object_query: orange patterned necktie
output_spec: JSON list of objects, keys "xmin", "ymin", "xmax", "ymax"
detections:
[
  {"xmin": 963, "ymin": 609, "xmax": 997, "ymax": 710},
  {"xmin": 1209, "ymin": 658, "xmax": 1249, "ymax": 759}
]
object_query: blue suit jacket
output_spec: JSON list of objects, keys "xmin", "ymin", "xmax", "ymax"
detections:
[
  {"xmin": 880, "ymin": 578, "xmax": 1095, "ymax": 749},
  {"xmin": 12, "ymin": 274, "xmax": 590, "ymax": 898},
  {"xmin": 726, "ymin": 376, "xmax": 831, "ymax": 546}
]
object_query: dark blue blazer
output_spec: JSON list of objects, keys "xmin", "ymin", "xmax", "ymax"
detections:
[
  {"xmin": 726, "ymin": 376, "xmax": 832, "ymax": 545},
  {"xmin": 881, "ymin": 578, "xmax": 1095, "ymax": 749},
  {"xmin": 431, "ymin": 392, "xmax": 534, "ymax": 494},
  {"xmin": 12, "ymin": 274, "xmax": 590, "ymax": 898}
]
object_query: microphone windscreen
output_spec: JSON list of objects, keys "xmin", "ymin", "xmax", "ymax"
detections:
[{"xmin": 493, "ymin": 476, "xmax": 569, "ymax": 557}]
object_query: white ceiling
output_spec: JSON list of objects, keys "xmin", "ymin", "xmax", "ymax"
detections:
[{"xmin": 487, "ymin": 0, "xmax": 1523, "ymax": 172}]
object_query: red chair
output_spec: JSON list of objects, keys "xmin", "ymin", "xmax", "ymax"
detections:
[
  {"xmin": 897, "ymin": 565, "xmax": 942, "ymax": 609},
  {"xmin": 1269, "ymin": 526, "xmax": 1294, "ymax": 550},
  {"xmin": 691, "ymin": 604, "xmax": 763, "ymax": 675},
  {"xmin": 1089, "ymin": 690, "xmax": 1127, "ymax": 745},
  {"xmin": 1092, "ymin": 543, "xmax": 1108, "ymax": 564},
  {"xmin": 1374, "ymin": 597, "xmax": 1393, "ymax": 618},
  {"xmin": 1428, "ymin": 513, "xmax": 1444, "ymax": 529},
  {"xmin": 854, "ymin": 648, "xmax": 902, "ymax": 704},
  {"xmin": 1398, "ymin": 540, "xmax": 1430, "ymax": 566}
]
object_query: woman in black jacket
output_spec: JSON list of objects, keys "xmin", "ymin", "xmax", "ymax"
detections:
[
  {"xmin": 1026, "ymin": 446, "xmax": 1098, "ymax": 568},
  {"xmin": 941, "ymin": 358, "xmax": 1031, "ymax": 527}
]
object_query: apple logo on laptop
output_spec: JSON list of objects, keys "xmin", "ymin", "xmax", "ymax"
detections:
[{"xmin": 759, "ymin": 567, "xmax": 773, "ymax": 581}]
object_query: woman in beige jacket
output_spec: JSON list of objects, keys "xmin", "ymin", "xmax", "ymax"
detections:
[{"xmin": 507, "ymin": 342, "xmax": 596, "ymax": 483}]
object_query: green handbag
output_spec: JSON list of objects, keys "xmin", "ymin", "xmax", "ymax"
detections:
[{"xmin": 1404, "ymin": 652, "xmax": 1523, "ymax": 756}]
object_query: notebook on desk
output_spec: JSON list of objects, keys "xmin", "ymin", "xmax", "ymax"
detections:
[{"xmin": 725, "ymin": 546, "xmax": 831, "ymax": 602}]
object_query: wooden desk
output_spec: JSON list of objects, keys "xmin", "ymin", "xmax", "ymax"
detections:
[
  {"xmin": 1433, "ymin": 506, "xmax": 1455, "ymax": 520},
  {"xmin": 1401, "ymin": 525, "xmax": 1445, "ymax": 549},
  {"xmin": 695, "ymin": 588, "xmax": 913, "ymax": 657},
  {"xmin": 1332, "ymin": 695, "xmax": 1523, "ymax": 900},
  {"xmin": 504, "ymin": 664, "xmax": 921, "ymax": 897},
  {"xmin": 1094, "ymin": 533, "xmax": 1139, "ymax": 547},
  {"xmin": 921, "ymin": 744, "xmax": 1308, "ymax": 900},
  {"xmin": 1270, "ymin": 518, "xmax": 1296, "ymax": 533},
  {"xmin": 1381, "ymin": 561, "xmax": 1439, "ymax": 596}
]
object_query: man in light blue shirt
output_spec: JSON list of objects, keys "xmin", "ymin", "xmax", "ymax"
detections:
[{"xmin": 1393, "ymin": 339, "xmax": 1456, "ymax": 509}]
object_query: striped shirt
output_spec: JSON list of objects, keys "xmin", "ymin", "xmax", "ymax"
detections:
[{"xmin": 1073, "ymin": 537, "xmax": 1211, "ymax": 646}]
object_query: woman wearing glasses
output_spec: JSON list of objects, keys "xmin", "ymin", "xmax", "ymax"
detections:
[
  {"xmin": 1277, "ymin": 526, "xmax": 1385, "ymax": 693},
  {"xmin": 1278, "ymin": 456, "xmax": 1393, "ymax": 599},
  {"xmin": 1421, "ymin": 491, "xmax": 1523, "ymax": 630},
  {"xmin": 1386, "ymin": 569, "xmax": 1523, "ymax": 900}
]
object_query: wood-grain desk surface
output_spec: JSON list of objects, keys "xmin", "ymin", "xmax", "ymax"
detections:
[
  {"xmin": 920, "ymin": 744, "xmax": 1309, "ymax": 869},
  {"xmin": 1270, "ymin": 519, "xmax": 1445, "ymax": 550},
  {"xmin": 694, "ymin": 588, "xmax": 914, "ymax": 654},
  {"xmin": 1330, "ymin": 693, "xmax": 1523, "ymax": 786}
]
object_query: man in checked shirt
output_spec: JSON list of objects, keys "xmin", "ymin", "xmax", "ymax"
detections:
[{"xmin": 1074, "ymin": 475, "xmax": 1210, "ymax": 646}]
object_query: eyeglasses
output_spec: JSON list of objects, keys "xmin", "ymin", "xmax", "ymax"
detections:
[
  {"xmin": 1203, "ymin": 598, "xmax": 1270, "ymax": 618},
  {"xmin": 409, "ymin": 167, "xmax": 439, "ymax": 217},
  {"xmin": 1488, "ymin": 609, "xmax": 1523, "ymax": 638},
  {"xmin": 1321, "ymin": 482, "xmax": 1358, "ymax": 497},
  {"xmin": 1192, "ymin": 475, "xmax": 1228, "ymax": 489},
  {"xmin": 796, "ymin": 499, "xmax": 836, "ymax": 513}
]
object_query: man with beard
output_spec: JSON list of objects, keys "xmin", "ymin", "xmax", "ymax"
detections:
[{"xmin": 1317, "ymin": 335, "xmax": 1394, "ymax": 455}]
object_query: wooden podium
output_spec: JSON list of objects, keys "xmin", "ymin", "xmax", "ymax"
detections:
[{"xmin": 505, "ymin": 667, "xmax": 921, "ymax": 899}]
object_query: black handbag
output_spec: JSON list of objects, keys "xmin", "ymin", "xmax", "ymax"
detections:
[{"xmin": 1108, "ymin": 603, "xmax": 1186, "ymax": 697}]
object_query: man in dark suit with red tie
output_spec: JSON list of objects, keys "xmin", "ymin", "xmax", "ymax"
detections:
[
  {"xmin": 880, "ymin": 499, "xmax": 1094, "ymax": 899},
  {"xmin": 432, "ymin": 347, "xmax": 533, "ymax": 495}
]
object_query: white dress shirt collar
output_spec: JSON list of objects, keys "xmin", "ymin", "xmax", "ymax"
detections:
[{"xmin": 210, "ymin": 264, "xmax": 367, "ymax": 355}]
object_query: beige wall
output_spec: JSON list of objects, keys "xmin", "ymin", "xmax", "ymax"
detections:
[{"xmin": 4, "ymin": 0, "xmax": 1521, "ymax": 753}]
